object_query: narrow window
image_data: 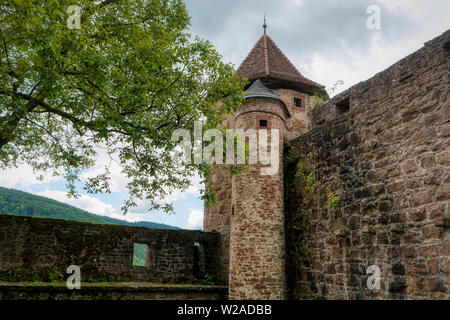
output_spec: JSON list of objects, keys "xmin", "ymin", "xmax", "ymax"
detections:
[
  {"xmin": 294, "ymin": 97, "xmax": 304, "ymax": 108},
  {"xmin": 259, "ymin": 119, "xmax": 268, "ymax": 127},
  {"xmin": 132, "ymin": 243, "xmax": 150, "ymax": 267},
  {"xmin": 444, "ymin": 41, "xmax": 450, "ymax": 50},
  {"xmin": 193, "ymin": 242, "xmax": 200, "ymax": 278}
]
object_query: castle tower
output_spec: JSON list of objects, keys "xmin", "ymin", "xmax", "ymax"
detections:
[
  {"xmin": 228, "ymin": 79, "xmax": 290, "ymax": 299},
  {"xmin": 204, "ymin": 27, "xmax": 324, "ymax": 299}
]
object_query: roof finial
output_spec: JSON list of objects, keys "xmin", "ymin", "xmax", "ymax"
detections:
[{"xmin": 263, "ymin": 14, "xmax": 267, "ymax": 35}]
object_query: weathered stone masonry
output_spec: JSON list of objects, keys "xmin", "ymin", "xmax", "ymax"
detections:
[
  {"xmin": 229, "ymin": 96, "xmax": 288, "ymax": 300},
  {"xmin": 0, "ymin": 282, "xmax": 227, "ymax": 300},
  {"xmin": 0, "ymin": 215, "xmax": 220, "ymax": 284},
  {"xmin": 205, "ymin": 29, "xmax": 449, "ymax": 300},
  {"xmin": 285, "ymin": 30, "xmax": 449, "ymax": 300},
  {"xmin": 205, "ymin": 33, "xmax": 321, "ymax": 299},
  {"xmin": 0, "ymin": 29, "xmax": 448, "ymax": 301}
]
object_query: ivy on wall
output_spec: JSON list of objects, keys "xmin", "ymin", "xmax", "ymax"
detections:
[{"xmin": 284, "ymin": 146, "xmax": 341, "ymax": 299}]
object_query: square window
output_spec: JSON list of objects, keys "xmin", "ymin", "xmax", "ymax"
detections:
[
  {"xmin": 132, "ymin": 243, "xmax": 150, "ymax": 267},
  {"xmin": 336, "ymin": 97, "xmax": 350, "ymax": 114},
  {"xmin": 259, "ymin": 120, "xmax": 268, "ymax": 127},
  {"xmin": 294, "ymin": 98, "xmax": 304, "ymax": 108}
]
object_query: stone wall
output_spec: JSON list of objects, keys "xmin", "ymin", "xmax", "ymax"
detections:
[
  {"xmin": 284, "ymin": 30, "xmax": 449, "ymax": 300},
  {"xmin": 0, "ymin": 215, "xmax": 221, "ymax": 284},
  {"xmin": 203, "ymin": 164, "xmax": 232, "ymax": 281},
  {"xmin": 273, "ymin": 88, "xmax": 313, "ymax": 140},
  {"xmin": 0, "ymin": 282, "xmax": 227, "ymax": 300}
]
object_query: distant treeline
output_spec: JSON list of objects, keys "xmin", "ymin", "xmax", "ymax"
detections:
[{"xmin": 0, "ymin": 186, "xmax": 179, "ymax": 230}]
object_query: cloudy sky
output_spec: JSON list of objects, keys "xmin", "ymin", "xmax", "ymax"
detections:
[{"xmin": 0, "ymin": 0, "xmax": 449, "ymax": 230}]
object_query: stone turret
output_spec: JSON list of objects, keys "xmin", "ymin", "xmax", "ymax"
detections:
[
  {"xmin": 204, "ymin": 29, "xmax": 324, "ymax": 299},
  {"xmin": 229, "ymin": 79, "xmax": 289, "ymax": 299}
]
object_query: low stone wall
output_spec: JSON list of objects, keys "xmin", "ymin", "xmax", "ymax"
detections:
[
  {"xmin": 0, "ymin": 215, "xmax": 221, "ymax": 284},
  {"xmin": 0, "ymin": 282, "xmax": 227, "ymax": 300},
  {"xmin": 284, "ymin": 30, "xmax": 449, "ymax": 299}
]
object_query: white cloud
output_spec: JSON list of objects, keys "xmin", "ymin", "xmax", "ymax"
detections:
[
  {"xmin": 0, "ymin": 164, "xmax": 62, "ymax": 191},
  {"xmin": 293, "ymin": 0, "xmax": 303, "ymax": 7},
  {"xmin": 377, "ymin": 0, "xmax": 450, "ymax": 21},
  {"xmin": 35, "ymin": 189, "xmax": 115, "ymax": 215},
  {"xmin": 81, "ymin": 147, "xmax": 203, "ymax": 205},
  {"xmin": 163, "ymin": 173, "xmax": 203, "ymax": 203},
  {"xmin": 79, "ymin": 147, "xmax": 130, "ymax": 195},
  {"xmin": 0, "ymin": 145, "xmax": 203, "ymax": 226},
  {"xmin": 186, "ymin": 209, "xmax": 204, "ymax": 230},
  {"xmin": 111, "ymin": 211, "xmax": 145, "ymax": 223},
  {"xmin": 304, "ymin": 25, "xmax": 449, "ymax": 97},
  {"xmin": 35, "ymin": 189, "xmax": 150, "ymax": 222}
]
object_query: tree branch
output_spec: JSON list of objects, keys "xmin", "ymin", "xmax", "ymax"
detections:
[{"xmin": 0, "ymin": 99, "xmax": 37, "ymax": 148}]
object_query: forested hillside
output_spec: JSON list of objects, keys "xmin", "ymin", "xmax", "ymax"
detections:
[{"xmin": 0, "ymin": 187, "xmax": 179, "ymax": 230}]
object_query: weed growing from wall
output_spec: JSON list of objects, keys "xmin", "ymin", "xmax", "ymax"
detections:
[
  {"xmin": 284, "ymin": 145, "xmax": 342, "ymax": 299},
  {"xmin": 326, "ymin": 186, "xmax": 341, "ymax": 218}
]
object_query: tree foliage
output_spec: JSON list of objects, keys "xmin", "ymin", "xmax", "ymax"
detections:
[{"xmin": 0, "ymin": 0, "xmax": 245, "ymax": 213}]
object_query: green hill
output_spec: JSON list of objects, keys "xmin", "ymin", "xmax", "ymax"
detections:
[{"xmin": 0, "ymin": 186, "xmax": 179, "ymax": 230}]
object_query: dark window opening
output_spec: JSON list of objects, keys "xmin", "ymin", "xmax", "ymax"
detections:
[
  {"xmin": 193, "ymin": 242, "xmax": 200, "ymax": 278},
  {"xmin": 444, "ymin": 218, "xmax": 450, "ymax": 240},
  {"xmin": 294, "ymin": 97, "xmax": 304, "ymax": 108},
  {"xmin": 259, "ymin": 119, "xmax": 268, "ymax": 127},
  {"xmin": 336, "ymin": 98, "xmax": 350, "ymax": 114},
  {"xmin": 444, "ymin": 41, "xmax": 450, "ymax": 50},
  {"xmin": 132, "ymin": 243, "xmax": 150, "ymax": 267}
]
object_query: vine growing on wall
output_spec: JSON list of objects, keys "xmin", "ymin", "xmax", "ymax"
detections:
[
  {"xmin": 294, "ymin": 154, "xmax": 317, "ymax": 218},
  {"xmin": 311, "ymin": 80, "xmax": 344, "ymax": 109},
  {"xmin": 285, "ymin": 146, "xmax": 317, "ymax": 299},
  {"xmin": 286, "ymin": 148, "xmax": 317, "ymax": 229},
  {"xmin": 325, "ymin": 186, "xmax": 341, "ymax": 218},
  {"xmin": 284, "ymin": 145, "xmax": 343, "ymax": 299}
]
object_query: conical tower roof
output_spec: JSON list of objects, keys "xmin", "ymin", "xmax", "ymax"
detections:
[
  {"xmin": 243, "ymin": 79, "xmax": 290, "ymax": 117},
  {"xmin": 237, "ymin": 34, "xmax": 321, "ymax": 93},
  {"xmin": 243, "ymin": 79, "xmax": 283, "ymax": 102}
]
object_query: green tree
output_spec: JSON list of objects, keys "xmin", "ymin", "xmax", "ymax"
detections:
[{"xmin": 0, "ymin": 0, "xmax": 245, "ymax": 213}]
